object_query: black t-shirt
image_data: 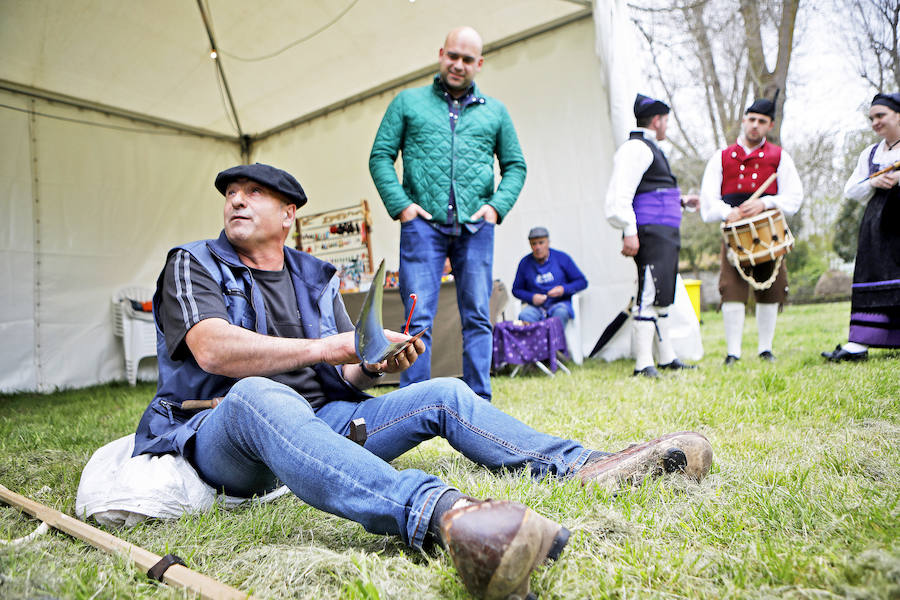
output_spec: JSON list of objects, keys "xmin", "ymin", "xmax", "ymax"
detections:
[{"xmin": 160, "ymin": 249, "xmax": 326, "ymax": 406}]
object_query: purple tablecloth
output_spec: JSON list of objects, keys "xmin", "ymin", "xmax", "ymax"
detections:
[{"xmin": 492, "ymin": 319, "xmax": 569, "ymax": 372}]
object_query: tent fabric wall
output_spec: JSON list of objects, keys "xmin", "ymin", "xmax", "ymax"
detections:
[
  {"xmin": 0, "ymin": 90, "xmax": 239, "ymax": 392},
  {"xmin": 0, "ymin": 94, "xmax": 37, "ymax": 391}
]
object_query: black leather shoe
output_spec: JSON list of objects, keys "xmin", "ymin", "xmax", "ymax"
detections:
[
  {"xmin": 633, "ymin": 366, "xmax": 660, "ymax": 378},
  {"xmin": 758, "ymin": 350, "xmax": 776, "ymax": 362},
  {"xmin": 724, "ymin": 354, "xmax": 740, "ymax": 366},
  {"xmin": 821, "ymin": 344, "xmax": 868, "ymax": 362},
  {"xmin": 659, "ymin": 358, "xmax": 697, "ymax": 370}
]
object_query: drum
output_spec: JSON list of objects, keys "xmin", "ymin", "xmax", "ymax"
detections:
[{"xmin": 721, "ymin": 209, "xmax": 794, "ymax": 267}]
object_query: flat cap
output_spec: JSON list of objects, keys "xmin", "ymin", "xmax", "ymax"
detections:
[
  {"xmin": 214, "ymin": 163, "xmax": 307, "ymax": 207},
  {"xmin": 634, "ymin": 93, "xmax": 670, "ymax": 120},
  {"xmin": 872, "ymin": 92, "xmax": 900, "ymax": 113},
  {"xmin": 528, "ymin": 226, "xmax": 549, "ymax": 239}
]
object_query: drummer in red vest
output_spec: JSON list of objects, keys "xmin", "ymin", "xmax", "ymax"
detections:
[{"xmin": 699, "ymin": 97, "xmax": 804, "ymax": 365}]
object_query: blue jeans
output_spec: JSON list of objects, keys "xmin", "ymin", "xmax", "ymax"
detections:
[
  {"xmin": 518, "ymin": 303, "xmax": 570, "ymax": 327},
  {"xmin": 191, "ymin": 376, "xmax": 592, "ymax": 549},
  {"xmin": 399, "ymin": 217, "xmax": 494, "ymax": 399}
]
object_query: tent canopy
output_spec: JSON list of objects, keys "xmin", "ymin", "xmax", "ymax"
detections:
[{"xmin": 2, "ymin": 0, "xmax": 591, "ymax": 140}]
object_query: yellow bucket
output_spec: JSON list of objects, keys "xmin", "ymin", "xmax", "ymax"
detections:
[{"xmin": 682, "ymin": 278, "xmax": 701, "ymax": 321}]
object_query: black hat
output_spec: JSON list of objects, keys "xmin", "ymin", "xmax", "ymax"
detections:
[
  {"xmin": 746, "ymin": 98, "xmax": 776, "ymax": 119},
  {"xmin": 214, "ymin": 163, "xmax": 308, "ymax": 207},
  {"xmin": 634, "ymin": 93, "xmax": 670, "ymax": 120},
  {"xmin": 872, "ymin": 92, "xmax": 900, "ymax": 113}
]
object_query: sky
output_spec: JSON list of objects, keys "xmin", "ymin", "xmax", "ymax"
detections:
[{"xmin": 781, "ymin": 5, "xmax": 875, "ymax": 143}]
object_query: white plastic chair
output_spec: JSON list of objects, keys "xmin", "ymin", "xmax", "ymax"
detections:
[{"xmin": 111, "ymin": 286, "xmax": 157, "ymax": 386}]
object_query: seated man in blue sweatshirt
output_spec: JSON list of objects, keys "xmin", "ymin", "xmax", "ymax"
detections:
[{"xmin": 512, "ymin": 227, "xmax": 588, "ymax": 326}]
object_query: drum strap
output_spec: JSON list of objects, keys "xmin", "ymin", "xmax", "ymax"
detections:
[{"xmin": 726, "ymin": 252, "xmax": 784, "ymax": 291}]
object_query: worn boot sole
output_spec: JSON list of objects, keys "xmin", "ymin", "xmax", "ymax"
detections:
[
  {"xmin": 440, "ymin": 500, "xmax": 569, "ymax": 600},
  {"xmin": 576, "ymin": 431, "xmax": 713, "ymax": 491}
]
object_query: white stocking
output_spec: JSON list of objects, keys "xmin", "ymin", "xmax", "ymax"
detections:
[
  {"xmin": 722, "ymin": 301, "xmax": 745, "ymax": 358},
  {"xmin": 655, "ymin": 308, "xmax": 677, "ymax": 365},
  {"xmin": 756, "ymin": 302, "xmax": 778, "ymax": 354},
  {"xmin": 632, "ymin": 319, "xmax": 657, "ymax": 371}
]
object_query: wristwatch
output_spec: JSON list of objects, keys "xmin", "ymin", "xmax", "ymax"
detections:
[{"xmin": 359, "ymin": 362, "xmax": 385, "ymax": 378}]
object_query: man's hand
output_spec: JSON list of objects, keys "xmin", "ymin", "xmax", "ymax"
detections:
[
  {"xmin": 621, "ymin": 235, "xmax": 639, "ymax": 257},
  {"xmin": 737, "ymin": 198, "xmax": 765, "ymax": 219},
  {"xmin": 375, "ymin": 329, "xmax": 426, "ymax": 374},
  {"xmin": 725, "ymin": 207, "xmax": 742, "ymax": 223},
  {"xmin": 681, "ymin": 194, "xmax": 700, "ymax": 211},
  {"xmin": 546, "ymin": 285, "xmax": 565, "ymax": 298},
  {"xmin": 320, "ymin": 331, "xmax": 364, "ymax": 365},
  {"xmin": 471, "ymin": 204, "xmax": 499, "ymax": 224},
  {"xmin": 532, "ymin": 293, "xmax": 547, "ymax": 306},
  {"xmin": 871, "ymin": 171, "xmax": 899, "ymax": 190},
  {"xmin": 399, "ymin": 203, "xmax": 432, "ymax": 223}
]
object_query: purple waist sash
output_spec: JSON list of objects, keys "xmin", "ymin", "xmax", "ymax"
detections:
[{"xmin": 633, "ymin": 188, "xmax": 682, "ymax": 228}]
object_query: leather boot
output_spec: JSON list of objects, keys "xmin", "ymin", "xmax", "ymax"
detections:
[
  {"xmin": 576, "ymin": 431, "xmax": 713, "ymax": 491},
  {"xmin": 440, "ymin": 500, "xmax": 569, "ymax": 600}
]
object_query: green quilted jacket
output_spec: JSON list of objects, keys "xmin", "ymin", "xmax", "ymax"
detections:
[{"xmin": 369, "ymin": 76, "xmax": 526, "ymax": 224}]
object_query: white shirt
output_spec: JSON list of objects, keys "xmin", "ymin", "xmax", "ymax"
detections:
[
  {"xmin": 605, "ymin": 128, "xmax": 658, "ymax": 236},
  {"xmin": 844, "ymin": 140, "xmax": 900, "ymax": 204},
  {"xmin": 699, "ymin": 138, "xmax": 804, "ymax": 223}
]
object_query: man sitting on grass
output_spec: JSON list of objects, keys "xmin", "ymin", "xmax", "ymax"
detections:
[{"xmin": 132, "ymin": 163, "xmax": 712, "ymax": 599}]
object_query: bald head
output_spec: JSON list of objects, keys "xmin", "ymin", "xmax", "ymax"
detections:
[
  {"xmin": 439, "ymin": 26, "xmax": 484, "ymax": 97},
  {"xmin": 444, "ymin": 26, "xmax": 484, "ymax": 55}
]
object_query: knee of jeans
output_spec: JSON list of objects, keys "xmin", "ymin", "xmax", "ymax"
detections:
[
  {"xmin": 228, "ymin": 376, "xmax": 287, "ymax": 397},
  {"xmin": 225, "ymin": 377, "xmax": 315, "ymax": 418},
  {"xmin": 431, "ymin": 377, "xmax": 483, "ymax": 410}
]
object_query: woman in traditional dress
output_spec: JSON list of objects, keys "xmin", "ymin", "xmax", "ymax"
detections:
[{"xmin": 823, "ymin": 93, "xmax": 900, "ymax": 361}]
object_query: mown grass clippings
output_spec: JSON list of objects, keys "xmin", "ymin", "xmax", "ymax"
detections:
[{"xmin": 0, "ymin": 301, "xmax": 897, "ymax": 599}]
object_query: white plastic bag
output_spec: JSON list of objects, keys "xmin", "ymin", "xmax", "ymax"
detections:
[{"xmin": 76, "ymin": 434, "xmax": 288, "ymax": 527}]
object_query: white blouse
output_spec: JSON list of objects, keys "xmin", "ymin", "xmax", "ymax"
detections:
[{"xmin": 843, "ymin": 140, "xmax": 900, "ymax": 205}]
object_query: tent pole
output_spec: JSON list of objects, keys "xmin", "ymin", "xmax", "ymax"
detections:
[
  {"xmin": 0, "ymin": 80, "xmax": 237, "ymax": 142},
  {"xmin": 195, "ymin": 0, "xmax": 245, "ymax": 144}
]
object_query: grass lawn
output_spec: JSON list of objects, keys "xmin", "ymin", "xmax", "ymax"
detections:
[{"xmin": 1, "ymin": 301, "xmax": 898, "ymax": 599}]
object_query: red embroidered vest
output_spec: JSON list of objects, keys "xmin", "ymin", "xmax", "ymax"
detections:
[{"xmin": 720, "ymin": 141, "xmax": 782, "ymax": 205}]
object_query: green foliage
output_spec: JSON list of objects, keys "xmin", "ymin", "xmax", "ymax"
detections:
[
  {"xmin": 678, "ymin": 212, "xmax": 721, "ymax": 275},
  {"xmin": 833, "ymin": 198, "xmax": 867, "ymax": 262},
  {"xmin": 1, "ymin": 304, "xmax": 898, "ymax": 599},
  {"xmin": 785, "ymin": 236, "xmax": 831, "ymax": 301}
]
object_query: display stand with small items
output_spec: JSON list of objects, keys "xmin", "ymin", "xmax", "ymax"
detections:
[{"xmin": 294, "ymin": 200, "xmax": 375, "ymax": 292}]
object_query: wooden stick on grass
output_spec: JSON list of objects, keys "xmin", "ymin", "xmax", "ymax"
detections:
[{"xmin": 0, "ymin": 483, "xmax": 255, "ymax": 600}]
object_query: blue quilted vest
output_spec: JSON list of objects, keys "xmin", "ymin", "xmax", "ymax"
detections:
[{"xmin": 132, "ymin": 230, "xmax": 369, "ymax": 458}]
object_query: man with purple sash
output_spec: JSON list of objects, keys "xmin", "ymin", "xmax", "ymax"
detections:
[
  {"xmin": 823, "ymin": 92, "xmax": 900, "ymax": 361},
  {"xmin": 605, "ymin": 94, "xmax": 699, "ymax": 378}
]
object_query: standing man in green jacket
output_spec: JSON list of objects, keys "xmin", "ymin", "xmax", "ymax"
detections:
[{"xmin": 369, "ymin": 26, "xmax": 526, "ymax": 400}]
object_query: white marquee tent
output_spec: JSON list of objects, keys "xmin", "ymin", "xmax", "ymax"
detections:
[{"xmin": 0, "ymin": 0, "xmax": 652, "ymax": 392}]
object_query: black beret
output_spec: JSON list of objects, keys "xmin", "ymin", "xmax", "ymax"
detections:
[
  {"xmin": 214, "ymin": 163, "xmax": 308, "ymax": 207},
  {"xmin": 872, "ymin": 92, "xmax": 900, "ymax": 113},
  {"xmin": 634, "ymin": 93, "xmax": 670, "ymax": 120},
  {"xmin": 746, "ymin": 98, "xmax": 776, "ymax": 119}
]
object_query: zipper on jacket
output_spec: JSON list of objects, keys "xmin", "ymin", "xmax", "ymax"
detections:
[{"xmin": 158, "ymin": 399, "xmax": 176, "ymax": 425}]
